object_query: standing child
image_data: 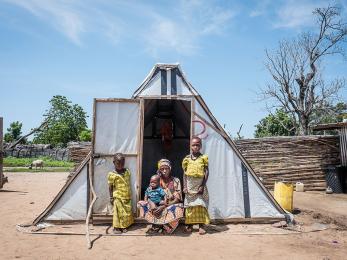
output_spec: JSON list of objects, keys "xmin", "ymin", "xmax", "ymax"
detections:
[
  {"xmin": 108, "ymin": 153, "xmax": 134, "ymax": 234},
  {"xmin": 182, "ymin": 136, "xmax": 210, "ymax": 235}
]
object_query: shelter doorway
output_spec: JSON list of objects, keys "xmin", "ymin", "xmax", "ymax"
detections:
[{"xmin": 141, "ymin": 99, "xmax": 191, "ymax": 197}]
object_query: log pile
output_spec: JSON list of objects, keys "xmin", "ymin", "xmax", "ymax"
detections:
[
  {"xmin": 235, "ymin": 135, "xmax": 340, "ymax": 191},
  {"xmin": 68, "ymin": 142, "xmax": 91, "ymax": 164}
]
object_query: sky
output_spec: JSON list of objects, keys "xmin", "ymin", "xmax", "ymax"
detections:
[{"xmin": 0, "ymin": 0, "xmax": 346, "ymax": 139}]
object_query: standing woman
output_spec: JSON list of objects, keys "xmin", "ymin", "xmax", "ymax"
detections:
[
  {"xmin": 138, "ymin": 159, "xmax": 184, "ymax": 234},
  {"xmin": 108, "ymin": 153, "xmax": 134, "ymax": 234}
]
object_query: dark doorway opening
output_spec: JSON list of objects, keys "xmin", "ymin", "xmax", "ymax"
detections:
[{"xmin": 141, "ymin": 99, "xmax": 191, "ymax": 197}]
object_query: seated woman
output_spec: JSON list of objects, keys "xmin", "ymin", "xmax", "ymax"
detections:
[{"xmin": 138, "ymin": 159, "xmax": 183, "ymax": 234}]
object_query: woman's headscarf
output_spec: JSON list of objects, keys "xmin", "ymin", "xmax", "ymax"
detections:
[
  {"xmin": 157, "ymin": 159, "xmax": 172, "ymax": 177},
  {"xmin": 157, "ymin": 159, "xmax": 172, "ymax": 170},
  {"xmin": 157, "ymin": 159, "xmax": 175, "ymax": 190}
]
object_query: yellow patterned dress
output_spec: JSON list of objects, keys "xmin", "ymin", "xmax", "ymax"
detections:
[
  {"xmin": 182, "ymin": 154, "xmax": 210, "ymax": 225},
  {"xmin": 107, "ymin": 169, "xmax": 134, "ymax": 229}
]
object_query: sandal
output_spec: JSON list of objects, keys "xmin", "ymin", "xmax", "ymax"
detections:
[{"xmin": 122, "ymin": 228, "xmax": 128, "ymax": 233}]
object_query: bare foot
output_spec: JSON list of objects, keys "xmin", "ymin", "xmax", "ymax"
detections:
[
  {"xmin": 184, "ymin": 225, "xmax": 192, "ymax": 233},
  {"xmin": 113, "ymin": 228, "xmax": 122, "ymax": 234},
  {"xmin": 198, "ymin": 227, "xmax": 206, "ymax": 235},
  {"xmin": 122, "ymin": 228, "xmax": 128, "ymax": 233},
  {"xmin": 146, "ymin": 227, "xmax": 159, "ymax": 234}
]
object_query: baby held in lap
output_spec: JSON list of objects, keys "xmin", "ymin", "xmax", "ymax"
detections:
[{"xmin": 145, "ymin": 175, "xmax": 166, "ymax": 210}]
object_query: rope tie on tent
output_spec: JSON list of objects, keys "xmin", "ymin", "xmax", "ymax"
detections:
[{"xmin": 86, "ymin": 160, "xmax": 97, "ymax": 249}]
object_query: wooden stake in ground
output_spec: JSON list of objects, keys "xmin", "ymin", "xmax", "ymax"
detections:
[
  {"xmin": 0, "ymin": 117, "xmax": 7, "ymax": 189},
  {"xmin": 9, "ymin": 120, "xmax": 48, "ymax": 149}
]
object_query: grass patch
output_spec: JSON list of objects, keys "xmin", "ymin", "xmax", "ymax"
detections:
[
  {"xmin": 3, "ymin": 156, "xmax": 74, "ymax": 167},
  {"xmin": 4, "ymin": 167, "xmax": 72, "ymax": 172}
]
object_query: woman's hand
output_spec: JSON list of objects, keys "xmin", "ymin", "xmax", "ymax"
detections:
[
  {"xmin": 153, "ymin": 205, "xmax": 165, "ymax": 218},
  {"xmin": 197, "ymin": 185, "xmax": 204, "ymax": 194},
  {"xmin": 183, "ymin": 187, "xmax": 188, "ymax": 194}
]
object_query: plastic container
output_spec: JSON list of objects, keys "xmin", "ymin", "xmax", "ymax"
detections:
[
  {"xmin": 295, "ymin": 182, "xmax": 304, "ymax": 192},
  {"xmin": 274, "ymin": 182, "xmax": 294, "ymax": 212}
]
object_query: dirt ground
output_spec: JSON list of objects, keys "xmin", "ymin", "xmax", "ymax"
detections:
[{"xmin": 0, "ymin": 172, "xmax": 346, "ymax": 260}]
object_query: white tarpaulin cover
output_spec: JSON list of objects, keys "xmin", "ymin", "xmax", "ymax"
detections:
[
  {"xmin": 45, "ymin": 163, "xmax": 88, "ymax": 221},
  {"xmin": 194, "ymin": 101, "xmax": 214, "ymax": 126},
  {"xmin": 136, "ymin": 65, "xmax": 196, "ymax": 97},
  {"xmin": 193, "ymin": 100, "xmax": 283, "ymax": 219},
  {"xmin": 93, "ymin": 157, "xmax": 138, "ymax": 214},
  {"xmin": 139, "ymin": 71, "xmax": 162, "ymax": 96},
  {"xmin": 248, "ymin": 173, "xmax": 284, "ymax": 217},
  {"xmin": 94, "ymin": 101, "xmax": 140, "ymax": 155},
  {"xmin": 175, "ymin": 74, "xmax": 192, "ymax": 95},
  {"xmin": 194, "ymin": 113, "xmax": 245, "ymax": 219}
]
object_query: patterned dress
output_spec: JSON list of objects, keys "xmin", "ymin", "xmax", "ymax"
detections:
[
  {"xmin": 138, "ymin": 176, "xmax": 184, "ymax": 233},
  {"xmin": 107, "ymin": 169, "xmax": 134, "ymax": 229},
  {"xmin": 182, "ymin": 154, "xmax": 210, "ymax": 225}
]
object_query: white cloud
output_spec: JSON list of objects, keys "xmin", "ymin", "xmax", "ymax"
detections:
[
  {"xmin": 144, "ymin": 17, "xmax": 197, "ymax": 56},
  {"xmin": 5, "ymin": 0, "xmax": 235, "ymax": 55},
  {"xmin": 201, "ymin": 9, "xmax": 235, "ymax": 35},
  {"xmin": 247, "ymin": 0, "xmax": 347, "ymax": 31},
  {"xmin": 144, "ymin": 0, "xmax": 236, "ymax": 55},
  {"xmin": 7, "ymin": 0, "xmax": 85, "ymax": 45},
  {"xmin": 273, "ymin": 0, "xmax": 325, "ymax": 28},
  {"xmin": 249, "ymin": 0, "xmax": 272, "ymax": 17}
]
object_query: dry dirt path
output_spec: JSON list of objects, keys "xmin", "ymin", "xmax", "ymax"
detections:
[
  {"xmin": 294, "ymin": 191, "xmax": 347, "ymax": 228},
  {"xmin": 0, "ymin": 172, "xmax": 346, "ymax": 260}
]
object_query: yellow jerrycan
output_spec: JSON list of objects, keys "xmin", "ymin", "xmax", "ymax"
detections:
[{"xmin": 274, "ymin": 181, "xmax": 293, "ymax": 212}]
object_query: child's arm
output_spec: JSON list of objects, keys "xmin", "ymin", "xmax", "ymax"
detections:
[
  {"xmin": 183, "ymin": 174, "xmax": 188, "ymax": 194},
  {"xmin": 198, "ymin": 166, "xmax": 209, "ymax": 194},
  {"xmin": 182, "ymin": 157, "xmax": 188, "ymax": 194},
  {"xmin": 108, "ymin": 185, "xmax": 114, "ymax": 203},
  {"xmin": 203, "ymin": 166, "xmax": 209, "ymax": 185},
  {"xmin": 159, "ymin": 192, "xmax": 168, "ymax": 206},
  {"xmin": 144, "ymin": 186, "xmax": 148, "ymax": 202}
]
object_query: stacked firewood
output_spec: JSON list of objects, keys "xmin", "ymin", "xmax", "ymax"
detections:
[
  {"xmin": 67, "ymin": 142, "xmax": 92, "ymax": 164},
  {"xmin": 235, "ymin": 135, "xmax": 340, "ymax": 191}
]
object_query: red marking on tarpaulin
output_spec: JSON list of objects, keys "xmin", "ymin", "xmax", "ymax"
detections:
[{"xmin": 193, "ymin": 120, "xmax": 209, "ymax": 139}]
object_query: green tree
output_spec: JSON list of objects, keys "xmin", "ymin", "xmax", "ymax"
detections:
[
  {"xmin": 4, "ymin": 121, "xmax": 23, "ymax": 143},
  {"xmin": 311, "ymin": 102, "xmax": 347, "ymax": 125},
  {"xmin": 311, "ymin": 102, "xmax": 347, "ymax": 135},
  {"xmin": 33, "ymin": 95, "xmax": 88, "ymax": 146},
  {"xmin": 254, "ymin": 109, "xmax": 296, "ymax": 138},
  {"xmin": 79, "ymin": 129, "xmax": 92, "ymax": 142}
]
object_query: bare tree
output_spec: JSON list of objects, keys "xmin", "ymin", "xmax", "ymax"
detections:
[{"xmin": 261, "ymin": 5, "xmax": 347, "ymax": 135}]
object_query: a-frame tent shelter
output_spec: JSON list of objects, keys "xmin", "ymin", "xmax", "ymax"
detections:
[{"xmin": 33, "ymin": 63, "xmax": 287, "ymax": 225}]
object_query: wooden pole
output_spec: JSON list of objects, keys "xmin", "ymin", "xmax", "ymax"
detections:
[{"xmin": 0, "ymin": 117, "xmax": 3, "ymax": 188}]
